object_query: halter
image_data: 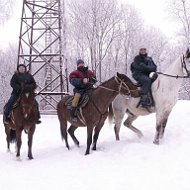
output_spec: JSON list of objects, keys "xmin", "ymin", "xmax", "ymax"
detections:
[{"xmin": 157, "ymin": 55, "xmax": 190, "ymax": 79}]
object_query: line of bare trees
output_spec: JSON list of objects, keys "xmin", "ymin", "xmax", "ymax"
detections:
[{"xmin": 0, "ymin": 0, "xmax": 190, "ymax": 113}]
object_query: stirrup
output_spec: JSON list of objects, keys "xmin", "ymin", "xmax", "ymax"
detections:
[{"xmin": 70, "ymin": 116, "xmax": 78, "ymax": 122}]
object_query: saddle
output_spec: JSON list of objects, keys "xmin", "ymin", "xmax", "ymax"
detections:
[{"xmin": 65, "ymin": 94, "xmax": 89, "ymax": 110}]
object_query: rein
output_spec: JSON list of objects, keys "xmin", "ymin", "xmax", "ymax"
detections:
[
  {"xmin": 86, "ymin": 76, "xmax": 133, "ymax": 121},
  {"xmin": 157, "ymin": 55, "xmax": 190, "ymax": 79},
  {"xmin": 95, "ymin": 76, "xmax": 137, "ymax": 96}
]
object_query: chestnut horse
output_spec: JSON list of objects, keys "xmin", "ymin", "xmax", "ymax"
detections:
[
  {"xmin": 57, "ymin": 73, "xmax": 139, "ymax": 155},
  {"xmin": 3, "ymin": 90, "xmax": 38, "ymax": 160}
]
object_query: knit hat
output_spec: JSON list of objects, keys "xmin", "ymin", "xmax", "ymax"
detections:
[
  {"xmin": 17, "ymin": 64, "xmax": 27, "ymax": 71},
  {"xmin": 77, "ymin": 59, "xmax": 84, "ymax": 65},
  {"xmin": 139, "ymin": 46, "xmax": 147, "ymax": 50}
]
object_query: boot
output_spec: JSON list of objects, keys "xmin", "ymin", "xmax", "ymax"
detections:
[
  {"xmin": 70, "ymin": 107, "xmax": 78, "ymax": 122},
  {"xmin": 140, "ymin": 94, "xmax": 151, "ymax": 108},
  {"xmin": 4, "ymin": 108, "xmax": 11, "ymax": 124},
  {"xmin": 4, "ymin": 115, "xmax": 11, "ymax": 124}
]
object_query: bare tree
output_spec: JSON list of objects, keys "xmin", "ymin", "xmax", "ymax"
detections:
[
  {"xmin": 0, "ymin": 0, "xmax": 14, "ymax": 24},
  {"xmin": 170, "ymin": 0, "xmax": 190, "ymax": 45},
  {"xmin": 67, "ymin": 0, "xmax": 121, "ymax": 81}
]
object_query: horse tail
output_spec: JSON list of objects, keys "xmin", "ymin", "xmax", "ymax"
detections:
[
  {"xmin": 57, "ymin": 100, "xmax": 67, "ymax": 140},
  {"xmin": 108, "ymin": 103, "xmax": 114, "ymax": 126},
  {"xmin": 10, "ymin": 129, "xmax": 16, "ymax": 144}
]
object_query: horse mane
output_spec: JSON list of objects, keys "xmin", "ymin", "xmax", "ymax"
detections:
[{"xmin": 99, "ymin": 74, "xmax": 134, "ymax": 87}]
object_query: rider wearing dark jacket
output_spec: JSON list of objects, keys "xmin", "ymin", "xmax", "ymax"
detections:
[
  {"xmin": 69, "ymin": 59, "xmax": 96, "ymax": 121},
  {"xmin": 4, "ymin": 64, "xmax": 41, "ymax": 124},
  {"xmin": 131, "ymin": 47, "xmax": 157, "ymax": 108}
]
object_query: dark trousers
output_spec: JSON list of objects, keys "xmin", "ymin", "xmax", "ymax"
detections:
[
  {"xmin": 135, "ymin": 75, "xmax": 152, "ymax": 95},
  {"xmin": 4, "ymin": 94, "xmax": 18, "ymax": 118}
]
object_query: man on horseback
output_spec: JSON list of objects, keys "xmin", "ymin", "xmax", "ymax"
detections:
[
  {"xmin": 69, "ymin": 59, "xmax": 96, "ymax": 121},
  {"xmin": 4, "ymin": 64, "xmax": 41, "ymax": 124},
  {"xmin": 131, "ymin": 46, "xmax": 157, "ymax": 108}
]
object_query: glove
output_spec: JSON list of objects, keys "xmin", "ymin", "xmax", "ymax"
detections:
[{"xmin": 83, "ymin": 78, "xmax": 89, "ymax": 84}]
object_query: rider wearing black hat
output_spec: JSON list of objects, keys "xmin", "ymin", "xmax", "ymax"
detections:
[{"xmin": 4, "ymin": 64, "xmax": 41, "ymax": 124}]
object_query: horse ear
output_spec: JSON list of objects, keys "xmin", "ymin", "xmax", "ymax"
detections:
[
  {"xmin": 186, "ymin": 48, "xmax": 190, "ymax": 57},
  {"xmin": 117, "ymin": 72, "xmax": 121, "ymax": 78}
]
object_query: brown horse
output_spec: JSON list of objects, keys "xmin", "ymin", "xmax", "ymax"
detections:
[
  {"xmin": 3, "ymin": 89, "xmax": 38, "ymax": 160},
  {"xmin": 57, "ymin": 73, "xmax": 139, "ymax": 155}
]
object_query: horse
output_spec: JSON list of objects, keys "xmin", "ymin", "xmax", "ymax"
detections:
[
  {"xmin": 108, "ymin": 48, "xmax": 190, "ymax": 144},
  {"xmin": 3, "ymin": 87, "xmax": 38, "ymax": 160},
  {"xmin": 57, "ymin": 73, "xmax": 139, "ymax": 155}
]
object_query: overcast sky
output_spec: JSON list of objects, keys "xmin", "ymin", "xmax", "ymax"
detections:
[
  {"xmin": 0, "ymin": 0, "xmax": 178, "ymax": 48},
  {"xmin": 125, "ymin": 0, "xmax": 178, "ymax": 37}
]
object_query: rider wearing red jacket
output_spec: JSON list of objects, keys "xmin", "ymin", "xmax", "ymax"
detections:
[{"xmin": 69, "ymin": 59, "xmax": 96, "ymax": 121}]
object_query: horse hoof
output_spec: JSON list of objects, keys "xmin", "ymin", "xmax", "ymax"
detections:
[
  {"xmin": 7, "ymin": 149, "xmax": 11, "ymax": 153},
  {"xmin": 137, "ymin": 132, "xmax": 143, "ymax": 138},
  {"xmin": 153, "ymin": 140, "xmax": 159, "ymax": 145},
  {"xmin": 28, "ymin": 156, "xmax": 34, "ymax": 160},
  {"xmin": 66, "ymin": 145, "xmax": 70, "ymax": 150},
  {"xmin": 16, "ymin": 156, "xmax": 22, "ymax": 161},
  {"xmin": 85, "ymin": 151, "xmax": 90, "ymax": 155},
  {"xmin": 92, "ymin": 146, "xmax": 96, "ymax": 151}
]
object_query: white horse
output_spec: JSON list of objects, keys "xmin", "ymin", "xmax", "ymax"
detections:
[{"xmin": 109, "ymin": 48, "xmax": 190, "ymax": 144}]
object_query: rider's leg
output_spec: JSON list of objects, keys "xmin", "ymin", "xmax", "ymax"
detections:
[
  {"xmin": 137, "ymin": 75, "xmax": 152, "ymax": 107},
  {"xmin": 70, "ymin": 92, "xmax": 81, "ymax": 121},
  {"xmin": 4, "ymin": 95, "xmax": 18, "ymax": 122}
]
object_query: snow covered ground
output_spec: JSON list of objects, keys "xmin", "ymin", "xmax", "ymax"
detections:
[{"xmin": 0, "ymin": 100, "xmax": 190, "ymax": 190}]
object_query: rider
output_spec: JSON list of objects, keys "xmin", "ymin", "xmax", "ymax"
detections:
[
  {"xmin": 69, "ymin": 59, "xmax": 96, "ymax": 121},
  {"xmin": 4, "ymin": 64, "xmax": 41, "ymax": 124},
  {"xmin": 131, "ymin": 46, "xmax": 157, "ymax": 108}
]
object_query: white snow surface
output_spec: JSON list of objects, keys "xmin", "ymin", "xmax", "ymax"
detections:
[{"xmin": 0, "ymin": 100, "xmax": 190, "ymax": 190}]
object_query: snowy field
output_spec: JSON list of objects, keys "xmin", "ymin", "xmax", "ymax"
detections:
[{"xmin": 0, "ymin": 100, "xmax": 190, "ymax": 190}]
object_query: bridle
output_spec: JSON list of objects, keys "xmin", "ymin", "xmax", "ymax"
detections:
[
  {"xmin": 157, "ymin": 55, "xmax": 190, "ymax": 79},
  {"xmin": 96, "ymin": 76, "xmax": 137, "ymax": 97}
]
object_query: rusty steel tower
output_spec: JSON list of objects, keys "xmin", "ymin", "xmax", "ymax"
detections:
[{"xmin": 17, "ymin": 0, "xmax": 68, "ymax": 112}]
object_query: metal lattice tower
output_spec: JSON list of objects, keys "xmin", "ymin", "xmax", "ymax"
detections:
[{"xmin": 17, "ymin": 0, "xmax": 68, "ymax": 112}]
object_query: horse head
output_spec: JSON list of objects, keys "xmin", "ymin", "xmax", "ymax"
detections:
[
  {"xmin": 184, "ymin": 48, "xmax": 190, "ymax": 76},
  {"xmin": 20, "ymin": 91, "xmax": 35, "ymax": 120},
  {"xmin": 116, "ymin": 72, "xmax": 139, "ymax": 97}
]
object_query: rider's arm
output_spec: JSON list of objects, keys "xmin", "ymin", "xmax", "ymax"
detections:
[{"xmin": 10, "ymin": 73, "xmax": 21, "ymax": 92}]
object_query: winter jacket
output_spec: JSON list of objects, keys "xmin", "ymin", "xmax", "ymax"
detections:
[
  {"xmin": 69, "ymin": 66, "xmax": 96, "ymax": 94},
  {"xmin": 10, "ymin": 71, "xmax": 37, "ymax": 95},
  {"xmin": 131, "ymin": 54, "xmax": 157, "ymax": 80}
]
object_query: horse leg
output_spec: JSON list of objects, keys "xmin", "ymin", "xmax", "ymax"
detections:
[
  {"xmin": 92, "ymin": 122, "xmax": 104, "ymax": 151},
  {"xmin": 114, "ymin": 110, "xmax": 126, "ymax": 141},
  {"xmin": 60, "ymin": 119, "xmax": 70, "ymax": 150},
  {"xmin": 123, "ymin": 114, "xmax": 143, "ymax": 138},
  {"xmin": 16, "ymin": 128, "xmax": 22, "ymax": 160},
  {"xmin": 68, "ymin": 125, "xmax": 79, "ymax": 146},
  {"xmin": 153, "ymin": 112, "xmax": 170, "ymax": 144},
  {"xmin": 27, "ymin": 125, "xmax": 36, "ymax": 160},
  {"xmin": 85, "ymin": 126, "xmax": 94, "ymax": 155},
  {"xmin": 5, "ymin": 126, "xmax": 10, "ymax": 152}
]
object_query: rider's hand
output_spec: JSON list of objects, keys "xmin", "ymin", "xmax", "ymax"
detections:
[{"xmin": 83, "ymin": 78, "xmax": 88, "ymax": 84}]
